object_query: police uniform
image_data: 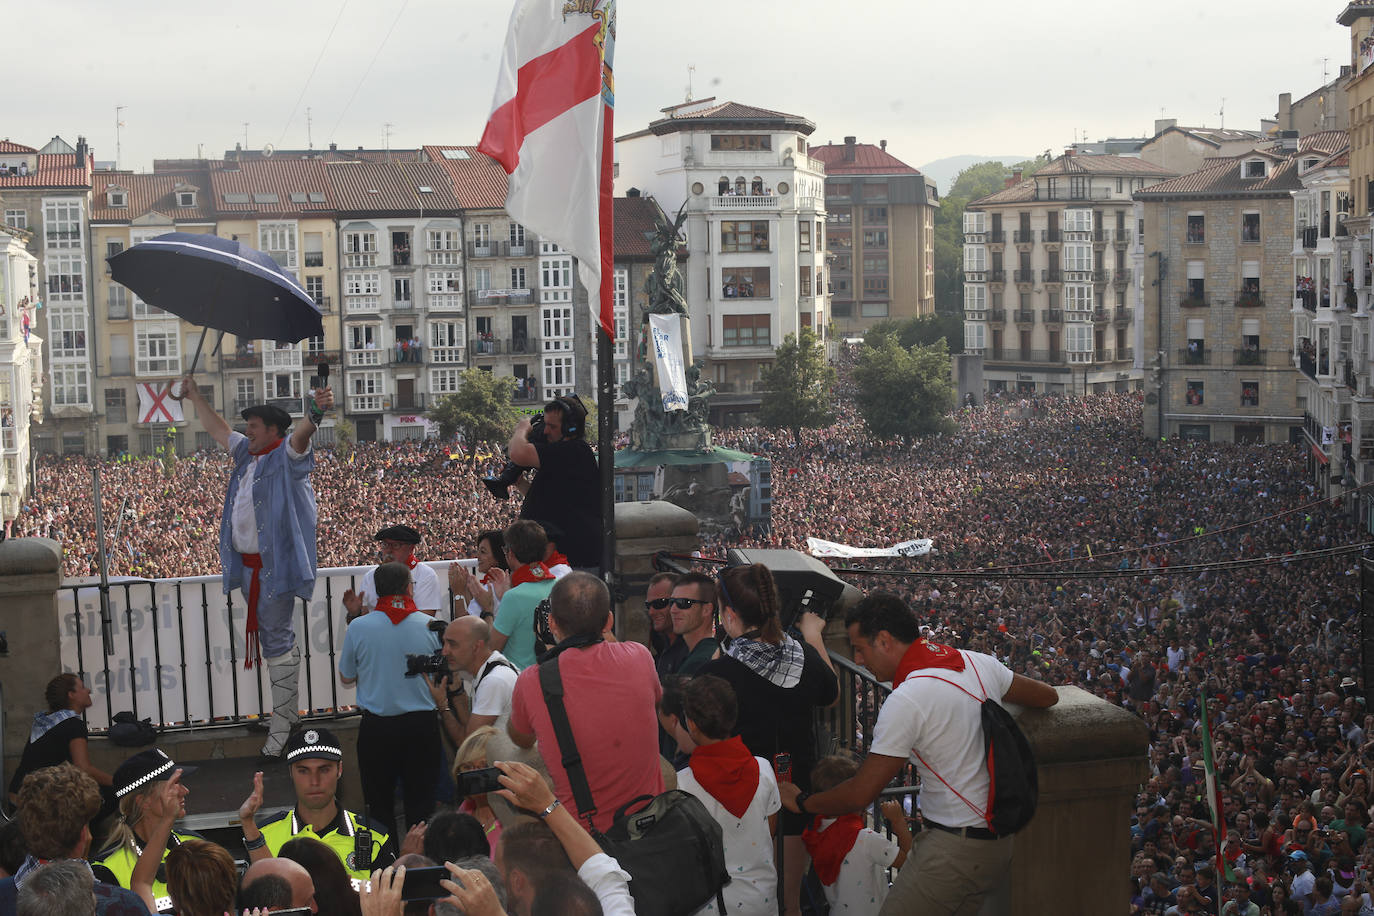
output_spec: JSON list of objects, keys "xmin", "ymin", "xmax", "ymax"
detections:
[
  {"xmin": 257, "ymin": 728, "xmax": 394, "ymax": 887},
  {"xmin": 90, "ymin": 748, "xmax": 201, "ymax": 914}
]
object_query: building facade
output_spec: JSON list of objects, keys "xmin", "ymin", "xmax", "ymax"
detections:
[
  {"xmin": 961, "ymin": 153, "xmax": 1176, "ymax": 396},
  {"xmin": 615, "ymin": 99, "xmax": 829, "ymax": 422},
  {"xmin": 809, "ymin": 137, "xmax": 938, "ymax": 337},
  {"xmin": 0, "ymin": 227, "xmax": 44, "ymax": 524}
]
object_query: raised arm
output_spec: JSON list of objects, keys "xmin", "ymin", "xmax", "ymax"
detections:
[
  {"xmin": 290, "ymin": 385, "xmax": 334, "ymax": 455},
  {"xmin": 178, "ymin": 375, "xmax": 232, "ymax": 449},
  {"xmin": 507, "ymin": 418, "xmax": 540, "ymax": 468}
]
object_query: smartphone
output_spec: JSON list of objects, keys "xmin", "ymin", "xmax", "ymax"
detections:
[
  {"xmin": 774, "ymin": 753, "xmax": 792, "ymax": 784},
  {"xmin": 402, "ymin": 865, "xmax": 454, "ymax": 901},
  {"xmin": 457, "ymin": 766, "xmax": 503, "ymax": 797}
]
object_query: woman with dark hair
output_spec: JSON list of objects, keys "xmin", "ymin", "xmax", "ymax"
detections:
[
  {"xmin": 278, "ymin": 835, "xmax": 363, "ymax": 916},
  {"xmin": 699, "ymin": 563, "xmax": 838, "ymax": 916},
  {"xmin": 7, "ymin": 673, "xmax": 112, "ymax": 808},
  {"xmin": 454, "ymin": 529, "xmax": 511, "ymax": 619}
]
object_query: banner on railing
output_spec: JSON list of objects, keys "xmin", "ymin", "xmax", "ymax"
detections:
[
  {"xmin": 57, "ymin": 561, "xmax": 468, "ymax": 730},
  {"xmin": 806, "ymin": 537, "xmax": 933, "ymax": 559}
]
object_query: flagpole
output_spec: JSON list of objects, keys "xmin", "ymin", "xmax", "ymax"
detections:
[{"xmin": 597, "ymin": 93, "xmax": 617, "ymax": 585}]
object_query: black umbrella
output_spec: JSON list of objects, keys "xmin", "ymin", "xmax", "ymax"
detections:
[{"xmin": 108, "ymin": 231, "xmax": 325, "ymax": 371}]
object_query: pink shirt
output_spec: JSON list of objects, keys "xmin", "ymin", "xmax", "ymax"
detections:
[{"xmin": 511, "ymin": 641, "xmax": 664, "ymax": 833}]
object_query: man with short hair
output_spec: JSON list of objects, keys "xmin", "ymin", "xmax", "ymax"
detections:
[
  {"xmin": 16, "ymin": 861, "xmax": 96, "ymax": 916},
  {"xmin": 661, "ymin": 572, "xmax": 721, "ymax": 677},
  {"xmin": 0, "ymin": 764, "xmax": 150, "ymax": 916},
  {"xmin": 339, "ymin": 561, "xmax": 442, "ymax": 830},
  {"xmin": 508, "ymin": 572, "xmax": 664, "ymax": 834},
  {"xmin": 179, "ymin": 375, "xmax": 333, "ymax": 759},
  {"xmin": 643, "ymin": 572, "xmax": 680, "ymax": 665},
  {"xmin": 505, "ymin": 396, "xmax": 601, "ymax": 570},
  {"xmin": 779, "ymin": 591, "xmax": 1058, "ymax": 916},
  {"xmin": 432, "ymin": 615, "xmax": 518, "ymax": 745},
  {"xmin": 238, "ymin": 857, "xmax": 318, "ymax": 913},
  {"xmin": 344, "ymin": 524, "xmax": 444, "ymax": 618},
  {"xmin": 491, "ymin": 521, "xmax": 556, "ymax": 670},
  {"xmin": 238, "ymin": 727, "xmax": 394, "ymax": 888}
]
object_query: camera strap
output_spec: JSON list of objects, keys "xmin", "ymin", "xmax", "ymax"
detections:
[{"xmin": 537, "ymin": 651, "xmax": 601, "ymax": 830}]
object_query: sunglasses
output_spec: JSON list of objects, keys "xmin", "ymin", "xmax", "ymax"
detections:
[{"xmin": 645, "ymin": 597, "xmax": 711, "ymax": 610}]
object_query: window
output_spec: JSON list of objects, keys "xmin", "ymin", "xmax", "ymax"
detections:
[
  {"xmin": 473, "ymin": 268, "xmax": 491, "ymax": 291},
  {"xmin": 304, "ymin": 335, "xmax": 326, "ymax": 356},
  {"xmin": 105, "ymin": 389, "xmax": 127, "ymax": 423},
  {"xmin": 965, "ymin": 286, "xmax": 986, "ymax": 312},
  {"xmin": 472, "ymin": 223, "xmax": 491, "ymax": 247},
  {"xmin": 306, "ymin": 275, "xmax": 325, "ymax": 304},
  {"xmin": 543, "ymin": 355, "xmax": 575, "ymax": 397},
  {"xmin": 864, "ymin": 207, "xmax": 888, "ymax": 223},
  {"xmin": 1064, "ymin": 209, "xmax": 1092, "ymax": 232},
  {"xmin": 107, "ymin": 189, "xmax": 127, "ymax": 208},
  {"xmin": 721, "ymin": 221, "xmax": 769, "ymax": 253},
  {"xmin": 46, "ymin": 254, "xmax": 85, "ymax": 300},
  {"xmin": 177, "ymin": 191, "xmax": 195, "ymax": 208},
  {"xmin": 1187, "ymin": 260, "xmax": 1205, "ymax": 301},
  {"xmin": 1065, "ymin": 286, "xmax": 1093, "ymax": 313},
  {"xmin": 431, "ymin": 369, "xmax": 461, "ymax": 393},
  {"xmin": 51, "ymin": 366, "xmax": 89, "ymax": 407},
  {"xmin": 1240, "ymin": 381, "xmax": 1259, "ymax": 407},
  {"xmin": 963, "ymin": 212, "xmax": 986, "ymax": 234},
  {"xmin": 1185, "ymin": 380, "xmax": 1204, "ymax": 405},
  {"xmin": 1065, "ymin": 244, "xmax": 1092, "ymax": 271},
  {"xmin": 1241, "ymin": 212, "xmax": 1260, "ymax": 243},
  {"xmin": 1240, "ymin": 260, "xmax": 1260, "ymax": 297},
  {"xmin": 1066, "ymin": 323, "xmax": 1093, "ymax": 355},
  {"xmin": 427, "ymin": 271, "xmax": 462, "ymax": 294},
  {"xmin": 43, "ymin": 199, "xmax": 83, "ymax": 249},
  {"xmin": 722, "ymin": 314, "xmax": 771, "ymax": 347},
  {"xmin": 799, "ymin": 221, "xmax": 811, "ymax": 252},
  {"xmin": 965, "ymin": 323, "xmax": 986, "ymax": 351},
  {"xmin": 863, "ymin": 277, "xmax": 889, "ymax": 297},
  {"xmin": 108, "ymin": 285, "xmax": 129, "ymax": 318},
  {"xmin": 3, "ymin": 209, "xmax": 25, "ymax": 230},
  {"xmin": 509, "ymin": 223, "xmax": 527, "ymax": 247},
  {"xmin": 236, "ymin": 378, "xmax": 256, "ymax": 405},
  {"xmin": 259, "ymin": 222, "xmax": 298, "ymax": 269},
  {"xmin": 721, "ymin": 267, "xmax": 770, "ymax": 298},
  {"xmin": 510, "ymin": 267, "xmax": 527, "ymax": 289},
  {"xmin": 427, "ymin": 229, "xmax": 460, "ymax": 251},
  {"xmin": 49, "ymin": 309, "xmax": 88, "ymax": 358},
  {"xmin": 429, "ymin": 321, "xmax": 465, "ymax": 349},
  {"xmin": 861, "ymin": 300, "xmax": 888, "ymax": 317},
  {"xmin": 964, "ymin": 247, "xmax": 986, "ymax": 272},
  {"xmin": 710, "ymin": 135, "xmax": 771, "ymax": 151},
  {"xmin": 1070, "ymin": 176, "xmax": 1088, "ymax": 200},
  {"xmin": 613, "ymin": 269, "xmax": 629, "ymax": 359},
  {"xmin": 862, "ymin": 256, "xmax": 888, "ymax": 274},
  {"xmin": 542, "ymin": 258, "xmax": 573, "ymax": 288},
  {"xmin": 799, "ymin": 267, "xmax": 812, "ymax": 297},
  {"xmin": 1186, "ymin": 213, "xmax": 1205, "ymax": 244},
  {"xmin": 863, "ymin": 229, "xmax": 888, "ymax": 248},
  {"xmin": 1243, "ymin": 159, "xmax": 1266, "ymax": 178},
  {"xmin": 106, "ymin": 240, "xmax": 124, "ymax": 260},
  {"xmin": 542, "ymin": 306, "xmax": 573, "ymax": 352},
  {"xmin": 394, "ymin": 277, "xmax": 412, "ymax": 303},
  {"xmin": 346, "ymin": 273, "xmax": 381, "ymax": 295},
  {"xmin": 348, "ymin": 324, "xmax": 380, "ymax": 350},
  {"xmin": 136, "ymin": 322, "xmax": 181, "ymax": 375},
  {"xmin": 344, "ymin": 230, "xmax": 377, "ymax": 260}
]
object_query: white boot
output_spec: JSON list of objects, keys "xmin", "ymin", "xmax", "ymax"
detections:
[{"xmin": 261, "ymin": 645, "xmax": 301, "ymax": 757}]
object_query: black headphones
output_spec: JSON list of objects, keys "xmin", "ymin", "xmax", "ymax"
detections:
[{"xmin": 552, "ymin": 395, "xmax": 586, "ymax": 436}]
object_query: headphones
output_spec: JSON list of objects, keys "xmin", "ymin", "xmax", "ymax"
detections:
[{"xmin": 552, "ymin": 395, "xmax": 586, "ymax": 436}]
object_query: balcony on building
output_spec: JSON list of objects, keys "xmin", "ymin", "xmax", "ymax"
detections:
[
  {"xmin": 1041, "ymin": 228, "xmax": 1061, "ymax": 247},
  {"xmin": 1236, "ymin": 286, "xmax": 1264, "ymax": 309},
  {"xmin": 1092, "ymin": 228, "xmax": 1107, "ymax": 247},
  {"xmin": 346, "ymin": 348, "xmax": 391, "ymax": 367},
  {"xmin": 1112, "ymin": 268, "xmax": 1132, "ymax": 288},
  {"xmin": 507, "ymin": 335, "xmax": 535, "ymax": 355},
  {"xmin": 1295, "ymin": 284, "xmax": 1316, "ymax": 312},
  {"xmin": 472, "ymin": 337, "xmax": 502, "ymax": 357},
  {"xmin": 1041, "ymin": 309, "xmax": 1062, "ymax": 325},
  {"xmin": 1014, "ymin": 308, "xmax": 1036, "ymax": 324},
  {"xmin": 1301, "ymin": 226, "xmax": 1319, "ymax": 250},
  {"xmin": 222, "ymin": 349, "xmax": 262, "ymax": 370},
  {"xmin": 468, "ymin": 288, "xmax": 535, "ymax": 307},
  {"xmin": 1014, "ymin": 268, "xmax": 1034, "ymax": 284},
  {"xmin": 1092, "ymin": 307, "xmax": 1109, "ymax": 323},
  {"xmin": 513, "ymin": 381, "xmax": 541, "ymax": 403},
  {"xmin": 987, "ymin": 309, "xmax": 1006, "ymax": 324},
  {"xmin": 988, "ymin": 269, "xmax": 1006, "ymax": 287},
  {"xmin": 1013, "ymin": 229, "xmax": 1035, "ymax": 250},
  {"xmin": 1234, "ymin": 347, "xmax": 1268, "ymax": 366},
  {"xmin": 468, "ymin": 240, "xmax": 509, "ymax": 258},
  {"xmin": 1113, "ymin": 229, "xmax": 1132, "ymax": 248},
  {"xmin": 304, "ymin": 252, "xmax": 325, "ymax": 268},
  {"xmin": 1180, "ymin": 345, "xmax": 1210, "ymax": 366},
  {"xmin": 986, "ymin": 229, "xmax": 1005, "ymax": 249},
  {"xmin": 1113, "ymin": 307, "xmax": 1131, "ymax": 326},
  {"xmin": 392, "ymin": 391, "xmax": 427, "ymax": 411},
  {"xmin": 1042, "ymin": 268, "xmax": 1062, "ymax": 285}
]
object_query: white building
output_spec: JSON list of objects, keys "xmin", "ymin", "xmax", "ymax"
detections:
[
  {"xmin": 0, "ymin": 227, "xmax": 45, "ymax": 524},
  {"xmin": 615, "ymin": 99, "xmax": 828, "ymax": 422}
]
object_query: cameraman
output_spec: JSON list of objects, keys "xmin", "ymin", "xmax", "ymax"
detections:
[
  {"xmin": 338, "ymin": 561, "xmax": 441, "ymax": 830},
  {"xmin": 507, "ymin": 396, "xmax": 602, "ymax": 570}
]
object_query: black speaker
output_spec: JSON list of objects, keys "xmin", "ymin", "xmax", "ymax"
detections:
[{"xmin": 724, "ymin": 548, "xmax": 863, "ymax": 630}]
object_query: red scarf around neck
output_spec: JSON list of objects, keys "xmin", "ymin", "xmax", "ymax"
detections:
[
  {"xmin": 401, "ymin": 553, "xmax": 419, "ymax": 570},
  {"xmin": 801, "ymin": 815, "xmax": 865, "ymax": 885},
  {"xmin": 378, "ymin": 593, "xmax": 419, "ymax": 625},
  {"xmin": 688, "ymin": 736, "xmax": 759, "ymax": 819},
  {"xmin": 893, "ymin": 637, "xmax": 965, "ymax": 686},
  {"xmin": 547, "ymin": 550, "xmax": 569, "ymax": 568},
  {"xmin": 250, "ymin": 436, "xmax": 285, "ymax": 457},
  {"xmin": 511, "ymin": 561, "xmax": 552, "ymax": 588}
]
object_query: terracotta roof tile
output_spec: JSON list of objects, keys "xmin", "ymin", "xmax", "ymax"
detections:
[
  {"xmin": 614, "ymin": 196, "xmax": 671, "ymax": 258},
  {"xmin": 0, "ymin": 153, "xmax": 92, "ymax": 189},
  {"xmin": 1299, "ymin": 130, "xmax": 1349, "ymax": 155},
  {"xmin": 89, "ymin": 171, "xmax": 216, "ymax": 223},
  {"xmin": 421, "ymin": 146, "xmax": 510, "ymax": 210},
  {"xmin": 0, "ymin": 140, "xmax": 37, "ymax": 154},
  {"xmin": 326, "ymin": 161, "xmax": 462, "ymax": 214},
  {"xmin": 1135, "ymin": 154, "xmax": 1305, "ymax": 198},
  {"xmin": 810, "ymin": 142, "xmax": 920, "ymax": 176},
  {"xmin": 968, "ymin": 178, "xmax": 1038, "ymax": 207},
  {"xmin": 208, "ymin": 159, "xmax": 335, "ymax": 215},
  {"xmin": 1034, "ymin": 154, "xmax": 1177, "ymax": 177},
  {"xmin": 646, "ymin": 100, "xmax": 815, "ymax": 135}
]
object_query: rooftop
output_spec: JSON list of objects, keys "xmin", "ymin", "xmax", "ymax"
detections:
[
  {"xmin": 89, "ymin": 171, "xmax": 215, "ymax": 223},
  {"xmin": 420, "ymin": 146, "xmax": 510, "ymax": 210},
  {"xmin": 0, "ymin": 153, "xmax": 93, "ymax": 190},
  {"xmin": 641, "ymin": 99, "xmax": 815, "ymax": 138},
  {"xmin": 207, "ymin": 159, "xmax": 334, "ymax": 215},
  {"xmin": 326, "ymin": 160, "xmax": 462, "ymax": 214},
  {"xmin": 613, "ymin": 195, "xmax": 673, "ymax": 259},
  {"xmin": 810, "ymin": 141, "xmax": 921, "ymax": 176}
]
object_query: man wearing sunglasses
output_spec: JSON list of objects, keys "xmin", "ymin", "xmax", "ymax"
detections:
[
  {"xmin": 645, "ymin": 572, "xmax": 681, "ymax": 673},
  {"xmin": 659, "ymin": 572, "xmax": 721, "ymax": 677}
]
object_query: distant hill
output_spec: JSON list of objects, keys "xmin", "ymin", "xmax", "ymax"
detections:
[{"xmin": 917, "ymin": 155, "xmax": 1031, "ymax": 194}]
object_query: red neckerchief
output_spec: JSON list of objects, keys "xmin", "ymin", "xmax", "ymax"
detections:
[
  {"xmin": 250, "ymin": 436, "xmax": 285, "ymax": 457},
  {"xmin": 510, "ymin": 561, "xmax": 552, "ymax": 587},
  {"xmin": 403, "ymin": 553, "xmax": 419, "ymax": 570},
  {"xmin": 688, "ymin": 736, "xmax": 759, "ymax": 819},
  {"xmin": 893, "ymin": 637, "xmax": 965, "ymax": 686},
  {"xmin": 548, "ymin": 550, "xmax": 569, "ymax": 568},
  {"xmin": 379, "ymin": 594, "xmax": 419, "ymax": 625},
  {"xmin": 801, "ymin": 815, "xmax": 865, "ymax": 885}
]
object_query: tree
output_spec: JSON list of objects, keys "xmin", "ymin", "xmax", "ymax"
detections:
[
  {"xmin": 333, "ymin": 417, "xmax": 355, "ymax": 459},
  {"xmin": 758, "ymin": 328, "xmax": 836, "ymax": 446},
  {"xmin": 852, "ymin": 337, "xmax": 956, "ymax": 440},
  {"xmin": 427, "ymin": 369, "xmax": 520, "ymax": 466},
  {"xmin": 866, "ymin": 314, "xmax": 965, "ymax": 353}
]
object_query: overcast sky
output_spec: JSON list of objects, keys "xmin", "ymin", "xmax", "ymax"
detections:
[{"xmin": 5, "ymin": 0, "xmax": 1352, "ymax": 185}]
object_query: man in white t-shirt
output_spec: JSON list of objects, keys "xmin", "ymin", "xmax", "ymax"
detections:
[
  {"xmin": 344, "ymin": 524, "xmax": 444, "ymax": 618},
  {"xmin": 432, "ymin": 615, "xmax": 518, "ymax": 746},
  {"xmin": 779, "ymin": 592, "xmax": 1058, "ymax": 916}
]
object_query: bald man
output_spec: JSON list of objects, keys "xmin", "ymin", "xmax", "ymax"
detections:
[
  {"xmin": 239, "ymin": 857, "xmax": 318, "ymax": 913},
  {"xmin": 431, "ymin": 615, "xmax": 519, "ymax": 746}
]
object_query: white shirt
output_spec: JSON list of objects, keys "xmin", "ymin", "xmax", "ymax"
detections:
[
  {"xmin": 229, "ymin": 432, "xmax": 308, "ymax": 554},
  {"xmin": 359, "ymin": 561, "xmax": 442, "ymax": 613},
  {"xmin": 815, "ymin": 821, "xmax": 899, "ymax": 914},
  {"xmin": 868, "ymin": 648, "xmax": 1014, "ymax": 829},
  {"xmin": 677, "ymin": 757, "xmax": 780, "ymax": 916},
  {"xmin": 578, "ymin": 853, "xmax": 635, "ymax": 916},
  {"xmin": 1290, "ymin": 869, "xmax": 1315, "ymax": 900},
  {"xmin": 462, "ymin": 650, "xmax": 518, "ymax": 734}
]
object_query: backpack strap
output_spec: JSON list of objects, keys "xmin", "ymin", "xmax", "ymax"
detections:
[
  {"xmin": 908, "ymin": 652, "xmax": 994, "ymax": 829},
  {"xmin": 537, "ymin": 654, "xmax": 599, "ymax": 828}
]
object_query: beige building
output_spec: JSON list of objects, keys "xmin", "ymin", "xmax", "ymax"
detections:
[
  {"xmin": 1140, "ymin": 123, "xmax": 1269, "ymax": 176},
  {"xmin": 1277, "ymin": 73, "xmax": 1351, "ymax": 137},
  {"xmin": 962, "ymin": 153, "xmax": 1176, "ymax": 396},
  {"xmin": 809, "ymin": 137, "xmax": 938, "ymax": 337},
  {"xmin": 1135, "ymin": 132, "xmax": 1348, "ymax": 443},
  {"xmin": 0, "ymin": 227, "xmax": 44, "ymax": 524}
]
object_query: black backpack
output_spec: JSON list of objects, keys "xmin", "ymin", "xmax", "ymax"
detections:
[{"xmin": 910, "ymin": 653, "xmax": 1039, "ymax": 836}]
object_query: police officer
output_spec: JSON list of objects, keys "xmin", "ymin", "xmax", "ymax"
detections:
[
  {"xmin": 238, "ymin": 727, "xmax": 393, "ymax": 888},
  {"xmin": 90, "ymin": 748, "xmax": 198, "ymax": 913}
]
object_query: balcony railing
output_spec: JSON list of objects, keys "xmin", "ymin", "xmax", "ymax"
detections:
[
  {"xmin": 1092, "ymin": 269, "xmax": 1108, "ymax": 283},
  {"xmin": 468, "ymin": 288, "xmax": 535, "ymax": 307},
  {"xmin": 986, "ymin": 230, "xmax": 1005, "ymax": 244},
  {"xmin": 1014, "ymin": 269, "xmax": 1035, "ymax": 283},
  {"xmin": 711, "ymin": 195, "xmax": 778, "ymax": 209},
  {"xmin": 1296, "ymin": 290, "xmax": 1317, "ymax": 312},
  {"xmin": 346, "ymin": 349, "xmax": 389, "ymax": 367},
  {"xmin": 1014, "ymin": 229, "xmax": 1035, "ymax": 244},
  {"xmin": 1301, "ymin": 226, "xmax": 1319, "ymax": 249},
  {"xmin": 1234, "ymin": 348, "xmax": 1268, "ymax": 366},
  {"xmin": 1014, "ymin": 309, "xmax": 1036, "ymax": 323},
  {"xmin": 507, "ymin": 336, "xmax": 535, "ymax": 355},
  {"xmin": 1114, "ymin": 229, "xmax": 1132, "ymax": 246},
  {"xmin": 1041, "ymin": 229, "xmax": 1062, "ymax": 243},
  {"xmin": 430, "ymin": 347, "xmax": 465, "ymax": 364},
  {"xmin": 1180, "ymin": 347, "xmax": 1210, "ymax": 365},
  {"xmin": 984, "ymin": 349, "xmax": 1066, "ymax": 364},
  {"xmin": 988, "ymin": 269, "xmax": 1005, "ymax": 283},
  {"xmin": 987, "ymin": 309, "xmax": 1006, "ymax": 323},
  {"xmin": 1042, "ymin": 268, "xmax": 1062, "ymax": 284},
  {"xmin": 221, "ymin": 353, "xmax": 262, "ymax": 369},
  {"xmin": 1092, "ymin": 308, "xmax": 1109, "ymax": 322},
  {"xmin": 1041, "ymin": 309, "xmax": 1062, "ymax": 323},
  {"xmin": 1236, "ymin": 293, "xmax": 1264, "ymax": 308},
  {"xmin": 1181, "ymin": 293, "xmax": 1208, "ymax": 308},
  {"xmin": 392, "ymin": 392, "xmax": 427, "ymax": 411},
  {"xmin": 1114, "ymin": 307, "xmax": 1131, "ymax": 324},
  {"xmin": 513, "ymin": 385, "xmax": 542, "ymax": 403},
  {"xmin": 472, "ymin": 338, "xmax": 502, "ymax": 356},
  {"xmin": 1113, "ymin": 268, "xmax": 1132, "ymax": 286},
  {"xmin": 304, "ymin": 252, "xmax": 325, "ymax": 268}
]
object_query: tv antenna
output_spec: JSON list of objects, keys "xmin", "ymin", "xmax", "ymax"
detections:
[{"xmin": 686, "ymin": 65, "xmax": 695, "ymax": 102}]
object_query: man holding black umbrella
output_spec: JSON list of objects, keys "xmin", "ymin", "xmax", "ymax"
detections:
[{"xmin": 177, "ymin": 374, "xmax": 334, "ymax": 759}]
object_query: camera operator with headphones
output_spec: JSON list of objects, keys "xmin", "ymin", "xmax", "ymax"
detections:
[{"xmin": 503, "ymin": 395, "xmax": 603, "ymax": 570}]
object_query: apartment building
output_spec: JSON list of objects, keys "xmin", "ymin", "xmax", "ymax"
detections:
[
  {"xmin": 0, "ymin": 227, "xmax": 44, "ymax": 522},
  {"xmin": 809, "ymin": 137, "xmax": 938, "ymax": 336},
  {"xmin": 1140, "ymin": 123, "xmax": 1270, "ymax": 176},
  {"xmin": 1135, "ymin": 131, "xmax": 1348, "ymax": 443},
  {"xmin": 961, "ymin": 153, "xmax": 1176, "ymax": 396},
  {"xmin": 0, "ymin": 136, "xmax": 95, "ymax": 454},
  {"xmin": 87, "ymin": 168, "xmax": 217, "ymax": 455},
  {"xmin": 615, "ymin": 99, "xmax": 828, "ymax": 422},
  {"xmin": 327, "ymin": 160, "xmax": 465, "ymax": 441}
]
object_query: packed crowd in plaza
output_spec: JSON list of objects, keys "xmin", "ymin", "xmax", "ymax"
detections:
[{"xmin": 9, "ymin": 380, "xmax": 1374, "ymax": 914}]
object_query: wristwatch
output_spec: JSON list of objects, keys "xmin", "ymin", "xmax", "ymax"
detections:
[
  {"xmin": 538, "ymin": 799, "xmax": 562, "ymax": 819},
  {"xmin": 794, "ymin": 791, "xmax": 812, "ymax": 814}
]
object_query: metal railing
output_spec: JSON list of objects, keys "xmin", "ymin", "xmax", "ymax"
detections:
[
  {"xmin": 1014, "ymin": 269, "xmax": 1035, "ymax": 283},
  {"xmin": 816, "ymin": 652, "xmax": 918, "ymax": 806},
  {"xmin": 1013, "ymin": 229, "xmax": 1035, "ymax": 244}
]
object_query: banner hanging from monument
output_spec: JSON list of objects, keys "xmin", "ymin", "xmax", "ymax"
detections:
[
  {"xmin": 806, "ymin": 537, "xmax": 933, "ymax": 558},
  {"xmin": 649, "ymin": 313, "xmax": 688, "ymax": 412}
]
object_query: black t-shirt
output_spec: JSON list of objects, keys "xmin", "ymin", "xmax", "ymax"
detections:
[
  {"xmin": 699, "ymin": 641, "xmax": 839, "ymax": 793},
  {"xmin": 9, "ymin": 714, "xmax": 85, "ymax": 795},
  {"xmin": 523, "ymin": 438, "xmax": 602, "ymax": 568}
]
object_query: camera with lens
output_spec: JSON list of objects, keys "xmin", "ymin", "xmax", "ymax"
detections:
[
  {"xmin": 483, "ymin": 415, "xmax": 546, "ymax": 501},
  {"xmin": 404, "ymin": 619, "xmax": 451, "ymax": 681},
  {"xmin": 532, "ymin": 597, "xmax": 554, "ymax": 657}
]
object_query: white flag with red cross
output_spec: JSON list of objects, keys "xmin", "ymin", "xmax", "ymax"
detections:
[{"xmin": 137, "ymin": 383, "xmax": 184, "ymax": 424}]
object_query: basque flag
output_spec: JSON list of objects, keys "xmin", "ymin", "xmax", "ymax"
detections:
[{"xmin": 479, "ymin": 0, "xmax": 617, "ymax": 340}]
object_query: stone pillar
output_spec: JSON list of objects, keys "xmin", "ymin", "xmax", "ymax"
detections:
[
  {"xmin": 0, "ymin": 539, "xmax": 65, "ymax": 779},
  {"xmin": 612, "ymin": 501, "xmax": 699, "ymax": 646},
  {"xmin": 1009, "ymin": 686, "xmax": 1149, "ymax": 915}
]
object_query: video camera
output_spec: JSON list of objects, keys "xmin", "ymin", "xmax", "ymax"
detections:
[
  {"xmin": 404, "ymin": 619, "xmax": 451, "ymax": 682},
  {"xmin": 483, "ymin": 415, "xmax": 547, "ymax": 502}
]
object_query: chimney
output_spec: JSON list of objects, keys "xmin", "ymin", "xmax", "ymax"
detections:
[
  {"xmin": 1064, "ymin": 148, "xmax": 1074, "ymax": 157},
  {"xmin": 843, "ymin": 136, "xmax": 856, "ymax": 161},
  {"xmin": 1342, "ymin": 64, "xmax": 1353, "ymax": 78},
  {"xmin": 1004, "ymin": 176, "xmax": 1016, "ymax": 189},
  {"xmin": 1153, "ymin": 118, "xmax": 1177, "ymax": 136},
  {"xmin": 329, "ymin": 142, "xmax": 338, "ymax": 152},
  {"xmin": 75, "ymin": 135, "xmax": 88, "ymax": 164},
  {"xmin": 627, "ymin": 187, "xmax": 640, "ymax": 197},
  {"xmin": 880, "ymin": 139, "xmax": 887, "ymax": 151}
]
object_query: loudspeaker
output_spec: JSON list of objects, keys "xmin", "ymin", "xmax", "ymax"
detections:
[{"xmin": 724, "ymin": 548, "xmax": 863, "ymax": 630}]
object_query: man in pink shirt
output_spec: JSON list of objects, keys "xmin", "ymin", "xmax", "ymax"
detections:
[{"xmin": 508, "ymin": 572, "xmax": 664, "ymax": 834}]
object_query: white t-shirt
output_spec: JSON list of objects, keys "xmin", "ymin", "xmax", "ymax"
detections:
[
  {"xmin": 867, "ymin": 648, "xmax": 1014, "ymax": 829},
  {"xmin": 677, "ymin": 757, "xmax": 780, "ymax": 916},
  {"xmin": 1290, "ymin": 869, "xmax": 1315, "ymax": 900},
  {"xmin": 462, "ymin": 650, "xmax": 518, "ymax": 733},
  {"xmin": 359, "ymin": 561, "xmax": 443, "ymax": 613},
  {"xmin": 229, "ymin": 432, "xmax": 308, "ymax": 554},
  {"xmin": 816, "ymin": 821, "xmax": 899, "ymax": 914}
]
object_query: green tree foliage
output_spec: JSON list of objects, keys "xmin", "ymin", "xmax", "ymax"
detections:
[
  {"xmin": 865, "ymin": 314, "xmax": 966, "ymax": 354},
  {"xmin": 852, "ymin": 337, "xmax": 956, "ymax": 440},
  {"xmin": 758, "ymin": 328, "xmax": 836, "ymax": 446},
  {"xmin": 333, "ymin": 418, "xmax": 355, "ymax": 459},
  {"xmin": 427, "ymin": 369, "xmax": 520, "ymax": 465}
]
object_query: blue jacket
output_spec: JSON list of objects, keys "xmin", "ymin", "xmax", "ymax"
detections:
[{"xmin": 218, "ymin": 435, "xmax": 318, "ymax": 602}]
